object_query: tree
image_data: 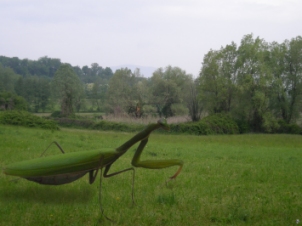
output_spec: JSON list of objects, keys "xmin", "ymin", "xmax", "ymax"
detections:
[
  {"xmin": 269, "ymin": 41, "xmax": 289, "ymax": 122},
  {"xmin": 198, "ymin": 44, "xmax": 238, "ymax": 117},
  {"xmin": 0, "ymin": 92, "xmax": 28, "ymax": 111},
  {"xmin": 198, "ymin": 34, "xmax": 294, "ymax": 132},
  {"xmin": 51, "ymin": 64, "xmax": 84, "ymax": 117},
  {"xmin": 0, "ymin": 56, "xmax": 61, "ymax": 78},
  {"xmin": 235, "ymin": 34, "xmax": 276, "ymax": 131},
  {"xmin": 149, "ymin": 66, "xmax": 192, "ymax": 118},
  {"xmin": 0, "ymin": 64, "xmax": 20, "ymax": 93},
  {"xmin": 185, "ymin": 78, "xmax": 202, "ymax": 121},
  {"xmin": 15, "ymin": 76, "xmax": 51, "ymax": 112},
  {"xmin": 105, "ymin": 68, "xmax": 142, "ymax": 116},
  {"xmin": 283, "ymin": 37, "xmax": 302, "ymax": 123},
  {"xmin": 90, "ymin": 78, "xmax": 108, "ymax": 112}
]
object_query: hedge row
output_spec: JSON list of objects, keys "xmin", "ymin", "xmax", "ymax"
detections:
[
  {"xmin": 170, "ymin": 114, "xmax": 240, "ymax": 135},
  {"xmin": 0, "ymin": 111, "xmax": 59, "ymax": 130}
]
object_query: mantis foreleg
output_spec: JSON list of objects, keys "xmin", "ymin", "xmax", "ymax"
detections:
[{"xmin": 131, "ymin": 138, "xmax": 183, "ymax": 180}]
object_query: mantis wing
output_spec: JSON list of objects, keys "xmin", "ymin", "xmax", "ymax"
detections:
[{"xmin": 3, "ymin": 149, "xmax": 117, "ymax": 183}]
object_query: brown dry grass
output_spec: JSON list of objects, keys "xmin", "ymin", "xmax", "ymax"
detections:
[
  {"xmin": 102, "ymin": 114, "xmax": 191, "ymax": 124},
  {"xmin": 33, "ymin": 112, "xmax": 192, "ymax": 125}
]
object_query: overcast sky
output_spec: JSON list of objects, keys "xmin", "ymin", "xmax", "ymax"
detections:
[{"xmin": 1, "ymin": 0, "xmax": 301, "ymax": 76}]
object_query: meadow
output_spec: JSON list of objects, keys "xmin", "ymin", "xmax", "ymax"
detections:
[{"xmin": 0, "ymin": 124, "xmax": 302, "ymax": 225}]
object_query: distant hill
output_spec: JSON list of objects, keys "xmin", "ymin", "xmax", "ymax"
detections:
[{"xmin": 110, "ymin": 65, "xmax": 157, "ymax": 77}]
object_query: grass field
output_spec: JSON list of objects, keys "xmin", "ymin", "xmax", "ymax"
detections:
[{"xmin": 1, "ymin": 124, "xmax": 302, "ymax": 225}]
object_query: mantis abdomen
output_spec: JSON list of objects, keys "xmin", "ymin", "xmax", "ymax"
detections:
[{"xmin": 24, "ymin": 171, "xmax": 88, "ymax": 185}]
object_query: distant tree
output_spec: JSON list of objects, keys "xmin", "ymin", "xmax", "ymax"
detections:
[
  {"xmin": 150, "ymin": 66, "xmax": 191, "ymax": 118},
  {"xmin": 15, "ymin": 76, "xmax": 51, "ymax": 112},
  {"xmin": 235, "ymin": 34, "xmax": 275, "ymax": 131},
  {"xmin": 51, "ymin": 64, "xmax": 84, "ymax": 117},
  {"xmin": 0, "ymin": 56, "xmax": 61, "ymax": 78},
  {"xmin": 199, "ymin": 34, "xmax": 302, "ymax": 132},
  {"xmin": 198, "ymin": 43, "xmax": 238, "ymax": 115},
  {"xmin": 0, "ymin": 64, "xmax": 20, "ymax": 93},
  {"xmin": 0, "ymin": 92, "xmax": 27, "ymax": 111},
  {"xmin": 103, "ymin": 67, "xmax": 114, "ymax": 80},
  {"xmin": 90, "ymin": 78, "xmax": 108, "ymax": 112},
  {"xmin": 105, "ymin": 68, "xmax": 139, "ymax": 116},
  {"xmin": 283, "ymin": 36, "xmax": 302, "ymax": 123},
  {"xmin": 185, "ymin": 78, "xmax": 202, "ymax": 121}
]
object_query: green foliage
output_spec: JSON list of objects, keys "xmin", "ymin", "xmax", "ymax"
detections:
[
  {"xmin": 198, "ymin": 34, "xmax": 302, "ymax": 132},
  {"xmin": 0, "ymin": 92, "xmax": 28, "ymax": 111},
  {"xmin": 171, "ymin": 103, "xmax": 189, "ymax": 116},
  {"xmin": 150, "ymin": 66, "xmax": 192, "ymax": 118},
  {"xmin": 105, "ymin": 68, "xmax": 132, "ymax": 114},
  {"xmin": 0, "ymin": 111, "xmax": 58, "ymax": 130},
  {"xmin": 171, "ymin": 113, "xmax": 239, "ymax": 135},
  {"xmin": 234, "ymin": 119, "xmax": 251, "ymax": 134},
  {"xmin": 77, "ymin": 63, "xmax": 113, "ymax": 83},
  {"xmin": 1, "ymin": 34, "xmax": 302, "ymax": 128},
  {"xmin": 54, "ymin": 118, "xmax": 95, "ymax": 129},
  {"xmin": 0, "ymin": 56, "xmax": 61, "ymax": 78},
  {"xmin": 52, "ymin": 64, "xmax": 84, "ymax": 117},
  {"xmin": 15, "ymin": 76, "xmax": 51, "ymax": 113},
  {"xmin": 277, "ymin": 120, "xmax": 302, "ymax": 134},
  {"xmin": 142, "ymin": 105, "xmax": 157, "ymax": 117},
  {"xmin": 0, "ymin": 63, "xmax": 21, "ymax": 93},
  {"xmin": 261, "ymin": 112, "xmax": 280, "ymax": 133}
]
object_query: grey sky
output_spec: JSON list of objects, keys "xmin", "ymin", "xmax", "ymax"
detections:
[{"xmin": 1, "ymin": 0, "xmax": 301, "ymax": 76}]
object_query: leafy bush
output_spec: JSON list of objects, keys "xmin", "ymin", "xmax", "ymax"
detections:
[
  {"xmin": 277, "ymin": 120, "xmax": 302, "ymax": 134},
  {"xmin": 0, "ymin": 111, "xmax": 59, "ymax": 130},
  {"xmin": 0, "ymin": 92, "xmax": 28, "ymax": 111},
  {"xmin": 261, "ymin": 112, "xmax": 280, "ymax": 133},
  {"xmin": 235, "ymin": 119, "xmax": 250, "ymax": 134},
  {"xmin": 54, "ymin": 118, "xmax": 95, "ymax": 128},
  {"xmin": 170, "ymin": 113, "xmax": 239, "ymax": 135}
]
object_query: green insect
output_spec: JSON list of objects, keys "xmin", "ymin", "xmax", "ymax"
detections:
[{"xmin": 3, "ymin": 118, "xmax": 183, "ymax": 219}]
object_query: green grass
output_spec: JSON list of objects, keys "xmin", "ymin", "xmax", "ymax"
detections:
[{"xmin": 1, "ymin": 125, "xmax": 302, "ymax": 225}]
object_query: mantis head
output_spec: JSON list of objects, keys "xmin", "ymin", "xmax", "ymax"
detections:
[{"xmin": 157, "ymin": 118, "xmax": 170, "ymax": 131}]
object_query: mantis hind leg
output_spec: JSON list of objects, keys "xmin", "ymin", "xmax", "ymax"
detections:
[
  {"xmin": 89, "ymin": 157, "xmax": 116, "ymax": 222},
  {"xmin": 103, "ymin": 164, "xmax": 135, "ymax": 205},
  {"xmin": 40, "ymin": 141, "xmax": 65, "ymax": 157}
]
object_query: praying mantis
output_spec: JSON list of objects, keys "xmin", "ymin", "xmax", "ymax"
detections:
[{"xmin": 3, "ymin": 118, "xmax": 183, "ymax": 219}]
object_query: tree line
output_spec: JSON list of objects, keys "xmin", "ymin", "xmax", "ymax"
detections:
[
  {"xmin": 0, "ymin": 33, "xmax": 302, "ymax": 132},
  {"xmin": 199, "ymin": 34, "xmax": 302, "ymax": 132}
]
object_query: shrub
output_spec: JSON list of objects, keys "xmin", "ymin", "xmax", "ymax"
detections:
[
  {"xmin": 170, "ymin": 113, "xmax": 239, "ymax": 135},
  {"xmin": 0, "ymin": 92, "xmax": 28, "ymax": 111},
  {"xmin": 54, "ymin": 118, "xmax": 95, "ymax": 129},
  {"xmin": 0, "ymin": 111, "xmax": 59, "ymax": 130},
  {"xmin": 235, "ymin": 119, "xmax": 250, "ymax": 134},
  {"xmin": 277, "ymin": 120, "xmax": 302, "ymax": 134},
  {"xmin": 261, "ymin": 112, "xmax": 280, "ymax": 133}
]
